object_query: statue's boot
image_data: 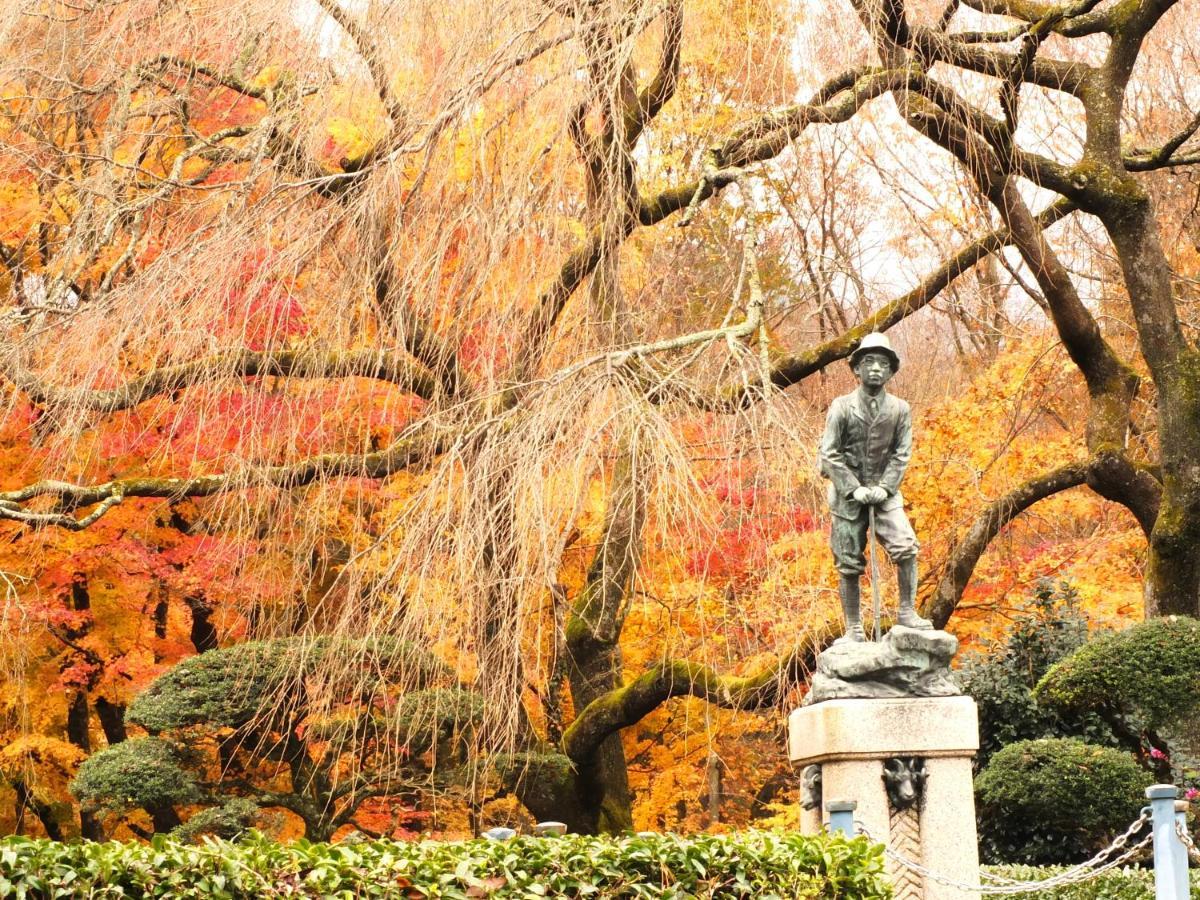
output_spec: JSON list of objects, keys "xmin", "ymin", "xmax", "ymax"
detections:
[
  {"xmin": 896, "ymin": 556, "xmax": 932, "ymax": 629},
  {"xmin": 833, "ymin": 575, "xmax": 867, "ymax": 643}
]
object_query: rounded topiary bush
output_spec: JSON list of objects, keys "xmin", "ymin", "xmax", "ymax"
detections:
[
  {"xmin": 71, "ymin": 737, "xmax": 200, "ymax": 816},
  {"xmin": 974, "ymin": 738, "xmax": 1153, "ymax": 864},
  {"xmin": 1035, "ymin": 616, "xmax": 1200, "ymax": 730}
]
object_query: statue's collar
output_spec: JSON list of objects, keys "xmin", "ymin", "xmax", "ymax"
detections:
[{"xmin": 854, "ymin": 386, "xmax": 888, "ymax": 410}]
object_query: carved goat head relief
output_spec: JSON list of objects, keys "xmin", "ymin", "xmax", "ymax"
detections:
[
  {"xmin": 800, "ymin": 764, "xmax": 822, "ymax": 811},
  {"xmin": 882, "ymin": 757, "xmax": 927, "ymax": 811}
]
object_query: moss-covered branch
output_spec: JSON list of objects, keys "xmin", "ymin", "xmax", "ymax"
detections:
[
  {"xmin": 0, "ymin": 425, "xmax": 452, "ymax": 529},
  {"xmin": 561, "ymin": 629, "xmax": 827, "ymax": 765},
  {"xmin": 716, "ymin": 198, "xmax": 1072, "ymax": 406},
  {"xmin": 3, "ymin": 347, "xmax": 439, "ymax": 412},
  {"xmin": 926, "ymin": 462, "xmax": 1092, "ymax": 628},
  {"xmin": 957, "ymin": 0, "xmax": 1129, "ymax": 35}
]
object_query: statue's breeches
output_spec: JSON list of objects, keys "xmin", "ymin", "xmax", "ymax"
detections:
[{"xmin": 830, "ymin": 506, "xmax": 918, "ymax": 576}]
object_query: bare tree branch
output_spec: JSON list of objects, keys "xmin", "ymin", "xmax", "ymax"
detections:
[
  {"xmin": 628, "ymin": 0, "xmax": 682, "ymax": 143},
  {"xmin": 311, "ymin": 0, "xmax": 405, "ymax": 127},
  {"xmin": 0, "ymin": 426, "xmax": 451, "ymax": 530},
  {"xmin": 2, "ymin": 347, "xmax": 439, "ymax": 412}
]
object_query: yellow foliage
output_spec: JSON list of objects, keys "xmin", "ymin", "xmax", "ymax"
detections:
[
  {"xmin": 0, "ymin": 735, "xmax": 85, "ymax": 801},
  {"xmin": 249, "ymin": 65, "xmax": 284, "ymax": 93},
  {"xmin": 0, "ymin": 177, "xmax": 40, "ymax": 243},
  {"xmin": 322, "ymin": 116, "xmax": 382, "ymax": 168}
]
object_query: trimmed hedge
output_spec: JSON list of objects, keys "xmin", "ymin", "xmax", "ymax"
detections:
[
  {"xmin": 974, "ymin": 738, "xmax": 1153, "ymax": 864},
  {"xmin": 1035, "ymin": 616, "xmax": 1200, "ymax": 730},
  {"xmin": 0, "ymin": 830, "xmax": 889, "ymax": 899},
  {"xmin": 984, "ymin": 865, "xmax": 1200, "ymax": 899}
]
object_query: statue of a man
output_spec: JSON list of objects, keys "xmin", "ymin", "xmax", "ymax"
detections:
[{"xmin": 819, "ymin": 332, "xmax": 931, "ymax": 642}]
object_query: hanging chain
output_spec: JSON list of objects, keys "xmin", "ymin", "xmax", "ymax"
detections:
[
  {"xmin": 855, "ymin": 808, "xmax": 1153, "ymax": 895},
  {"xmin": 1175, "ymin": 817, "xmax": 1200, "ymax": 865}
]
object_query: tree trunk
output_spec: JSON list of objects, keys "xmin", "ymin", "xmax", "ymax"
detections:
[
  {"xmin": 1105, "ymin": 199, "xmax": 1200, "ymax": 616},
  {"xmin": 65, "ymin": 691, "xmax": 104, "ymax": 840},
  {"xmin": 15, "ymin": 782, "xmax": 65, "ymax": 841},
  {"xmin": 94, "ymin": 697, "xmax": 127, "ymax": 746},
  {"xmin": 1146, "ymin": 465, "xmax": 1200, "ymax": 617},
  {"xmin": 557, "ymin": 19, "xmax": 644, "ymax": 830},
  {"xmin": 564, "ymin": 447, "xmax": 645, "ymax": 833},
  {"xmin": 147, "ymin": 803, "xmax": 182, "ymax": 833},
  {"xmin": 186, "ymin": 596, "xmax": 219, "ymax": 652}
]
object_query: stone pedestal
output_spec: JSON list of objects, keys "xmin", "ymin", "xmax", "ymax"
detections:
[{"xmin": 790, "ymin": 696, "xmax": 980, "ymax": 900}]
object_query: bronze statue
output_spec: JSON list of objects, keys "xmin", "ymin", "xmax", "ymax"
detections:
[{"xmin": 819, "ymin": 332, "xmax": 931, "ymax": 642}]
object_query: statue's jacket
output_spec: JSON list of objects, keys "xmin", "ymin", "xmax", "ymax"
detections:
[{"xmin": 818, "ymin": 389, "xmax": 913, "ymax": 521}]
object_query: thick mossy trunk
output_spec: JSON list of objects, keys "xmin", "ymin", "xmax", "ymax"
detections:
[
  {"xmin": 1106, "ymin": 199, "xmax": 1200, "ymax": 617},
  {"xmin": 563, "ymin": 448, "xmax": 644, "ymax": 833},
  {"xmin": 1143, "ymin": 345, "xmax": 1200, "ymax": 617},
  {"xmin": 1147, "ymin": 473, "xmax": 1200, "ymax": 617},
  {"xmin": 566, "ymin": 653, "xmax": 634, "ymax": 834}
]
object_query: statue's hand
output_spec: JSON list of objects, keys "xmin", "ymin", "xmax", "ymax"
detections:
[
  {"xmin": 867, "ymin": 486, "xmax": 888, "ymax": 504},
  {"xmin": 852, "ymin": 486, "xmax": 874, "ymax": 504}
]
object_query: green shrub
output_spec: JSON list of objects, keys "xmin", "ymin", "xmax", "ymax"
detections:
[
  {"xmin": 1035, "ymin": 616, "xmax": 1200, "ymax": 731},
  {"xmin": 129, "ymin": 636, "xmax": 444, "ymax": 734},
  {"xmin": 959, "ymin": 580, "xmax": 1112, "ymax": 768},
  {"xmin": 71, "ymin": 737, "xmax": 200, "ymax": 816},
  {"xmin": 170, "ymin": 799, "xmax": 262, "ymax": 843},
  {"xmin": 77, "ymin": 636, "xmax": 476, "ymax": 841},
  {"xmin": 982, "ymin": 865, "xmax": 1200, "ymax": 899},
  {"xmin": 974, "ymin": 738, "xmax": 1153, "ymax": 864},
  {"xmin": 0, "ymin": 830, "xmax": 889, "ymax": 899}
]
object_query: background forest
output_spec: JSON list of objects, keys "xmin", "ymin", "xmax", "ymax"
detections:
[{"xmin": 0, "ymin": 0, "xmax": 1196, "ymax": 849}]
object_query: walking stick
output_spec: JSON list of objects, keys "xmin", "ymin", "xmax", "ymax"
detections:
[{"xmin": 868, "ymin": 504, "xmax": 882, "ymax": 642}]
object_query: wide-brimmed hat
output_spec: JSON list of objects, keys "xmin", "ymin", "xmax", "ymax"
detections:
[{"xmin": 848, "ymin": 332, "xmax": 900, "ymax": 372}]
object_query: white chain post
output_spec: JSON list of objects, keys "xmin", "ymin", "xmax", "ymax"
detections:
[{"xmin": 1148, "ymin": 785, "xmax": 1188, "ymax": 900}]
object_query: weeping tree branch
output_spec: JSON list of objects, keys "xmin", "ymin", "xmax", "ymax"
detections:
[
  {"xmin": 517, "ymin": 65, "xmax": 914, "ymax": 375},
  {"xmin": 0, "ymin": 426, "xmax": 452, "ymax": 530},
  {"xmin": 311, "ymin": 0, "xmax": 405, "ymax": 127},
  {"xmin": 5, "ymin": 17, "xmax": 1194, "ymax": 539},
  {"xmin": 2, "ymin": 347, "xmax": 439, "ymax": 412}
]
